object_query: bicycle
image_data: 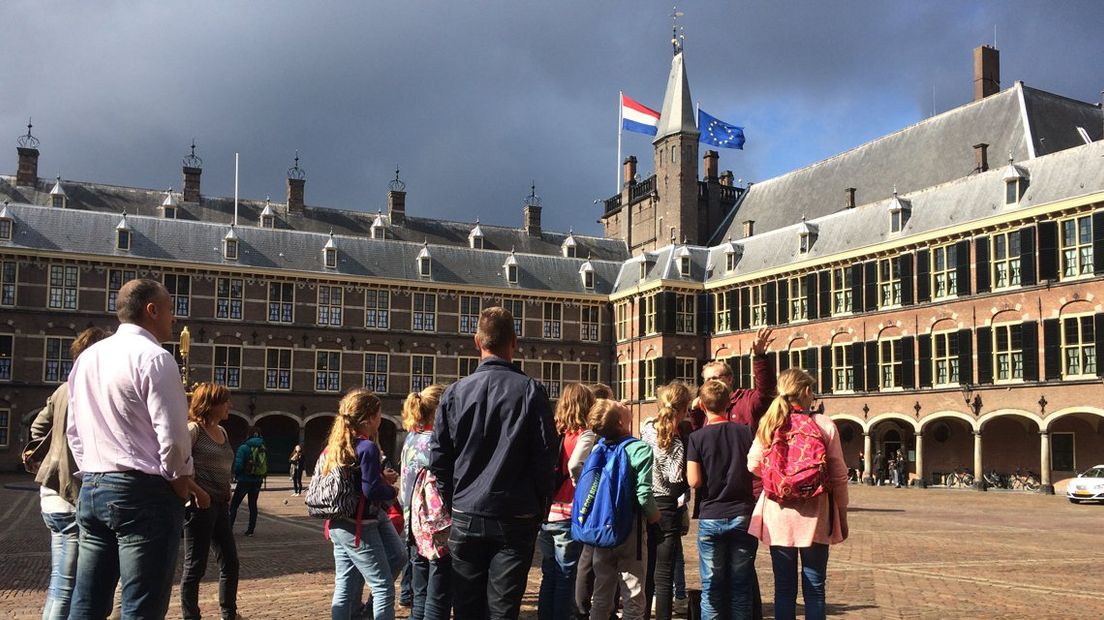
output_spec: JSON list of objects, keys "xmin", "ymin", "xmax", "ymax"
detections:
[
  {"xmin": 983, "ymin": 469, "xmax": 1008, "ymax": 489},
  {"xmin": 1009, "ymin": 468, "xmax": 1041, "ymax": 491},
  {"xmin": 945, "ymin": 467, "xmax": 975, "ymax": 488}
]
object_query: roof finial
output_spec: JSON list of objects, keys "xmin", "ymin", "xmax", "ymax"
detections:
[
  {"xmin": 287, "ymin": 150, "xmax": 305, "ymax": 180},
  {"xmin": 670, "ymin": 5, "xmax": 685, "ymax": 55},
  {"xmin": 17, "ymin": 117, "xmax": 39, "ymax": 149},
  {"xmin": 183, "ymin": 140, "xmax": 203, "ymax": 168},
  {"xmin": 524, "ymin": 182, "xmax": 542, "ymax": 208},
  {"xmin": 388, "ymin": 166, "xmax": 406, "ymax": 192}
]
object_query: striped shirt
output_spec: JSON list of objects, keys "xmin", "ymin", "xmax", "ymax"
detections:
[
  {"xmin": 188, "ymin": 423, "xmax": 234, "ymax": 504},
  {"xmin": 641, "ymin": 418, "xmax": 686, "ymax": 499}
]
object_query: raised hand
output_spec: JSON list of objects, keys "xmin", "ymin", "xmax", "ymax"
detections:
[{"xmin": 751, "ymin": 327, "xmax": 775, "ymax": 356}]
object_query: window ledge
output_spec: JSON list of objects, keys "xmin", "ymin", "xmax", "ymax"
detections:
[
  {"xmin": 1060, "ymin": 273, "xmax": 1096, "ymax": 283},
  {"xmin": 994, "ymin": 379, "xmax": 1026, "ymax": 386},
  {"xmin": 1062, "ymin": 374, "xmax": 1098, "ymax": 381}
]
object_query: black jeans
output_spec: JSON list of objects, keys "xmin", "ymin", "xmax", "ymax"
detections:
[
  {"xmin": 180, "ymin": 500, "xmax": 239, "ymax": 620},
  {"xmin": 645, "ymin": 498, "xmax": 683, "ymax": 620},
  {"xmin": 291, "ymin": 464, "xmax": 304, "ymax": 494},
  {"xmin": 448, "ymin": 512, "xmax": 538, "ymax": 620},
  {"xmin": 410, "ymin": 544, "xmax": 452, "ymax": 620},
  {"xmin": 229, "ymin": 480, "xmax": 261, "ymax": 533}
]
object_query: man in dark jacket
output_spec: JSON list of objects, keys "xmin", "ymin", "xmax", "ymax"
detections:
[
  {"xmin": 429, "ymin": 306, "xmax": 557, "ymax": 620},
  {"xmin": 230, "ymin": 431, "xmax": 267, "ymax": 536}
]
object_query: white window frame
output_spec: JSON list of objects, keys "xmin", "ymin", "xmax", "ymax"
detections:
[
  {"xmin": 580, "ymin": 305, "xmax": 600, "ymax": 342},
  {"xmin": 413, "ymin": 293, "xmax": 437, "ymax": 332},
  {"xmin": 580, "ymin": 361, "xmax": 600, "ymax": 384},
  {"xmin": 1061, "ymin": 314, "xmax": 1097, "ymax": 379},
  {"xmin": 931, "ymin": 245, "xmax": 958, "ymax": 300},
  {"xmin": 215, "ymin": 277, "xmax": 244, "ymax": 320},
  {"xmin": 832, "ymin": 267, "xmax": 852, "ymax": 315},
  {"xmin": 213, "ymin": 345, "xmax": 242, "ymax": 388},
  {"xmin": 617, "ymin": 360, "xmax": 631, "ymax": 401},
  {"xmin": 750, "ymin": 284, "xmax": 767, "ymax": 328},
  {"xmin": 643, "ymin": 357, "xmax": 657, "ymax": 401},
  {"xmin": 265, "ymin": 347, "xmax": 293, "ymax": 390},
  {"xmin": 163, "ymin": 273, "xmax": 190, "ymax": 317},
  {"xmin": 991, "ymin": 231, "xmax": 1022, "ymax": 290},
  {"xmin": 993, "ymin": 324, "xmax": 1024, "ymax": 382},
  {"xmin": 0, "ymin": 333, "xmax": 13, "ymax": 381},
  {"xmin": 676, "ymin": 357, "xmax": 696, "ymax": 383},
  {"xmin": 878, "ymin": 258, "xmax": 901, "ymax": 308},
  {"xmin": 1060, "ymin": 215, "xmax": 1093, "ymax": 280},
  {"xmin": 315, "ymin": 350, "xmax": 342, "ymax": 392},
  {"xmin": 106, "ymin": 268, "xmax": 136, "ymax": 313},
  {"xmin": 714, "ymin": 291, "xmax": 731, "ymax": 333},
  {"xmin": 543, "ymin": 302, "xmax": 562, "ymax": 339},
  {"xmin": 788, "ymin": 277, "xmax": 808, "ymax": 322},
  {"xmin": 459, "ymin": 295, "xmax": 481, "ymax": 335},
  {"xmin": 317, "ymin": 285, "xmax": 343, "ymax": 327},
  {"xmin": 44, "ymin": 336, "xmax": 75, "ymax": 383},
  {"xmin": 675, "ymin": 294, "xmax": 696, "ymax": 334},
  {"xmin": 615, "ymin": 301, "xmax": 630, "ymax": 341},
  {"xmin": 932, "ymin": 331, "xmax": 959, "ymax": 386},
  {"xmin": 642, "ymin": 294, "xmax": 657, "ymax": 335},
  {"xmin": 543, "ymin": 361, "xmax": 563, "ymax": 399},
  {"xmin": 363, "ymin": 352, "xmax": 389, "ymax": 393},
  {"xmin": 267, "ymin": 282, "xmax": 295, "ymax": 323},
  {"xmin": 457, "ymin": 356, "xmax": 480, "ymax": 380},
  {"xmin": 411, "ymin": 355, "xmax": 435, "ymax": 392},
  {"xmin": 0, "ymin": 260, "xmax": 15, "ymax": 307},
  {"xmin": 832, "ymin": 344, "xmax": 853, "ymax": 392},
  {"xmin": 0, "ymin": 407, "xmax": 8, "ymax": 447},
  {"xmin": 364, "ymin": 289, "xmax": 390, "ymax": 330},
  {"xmin": 879, "ymin": 338, "xmax": 901, "ymax": 389},
  {"xmin": 48, "ymin": 264, "xmax": 79, "ymax": 310}
]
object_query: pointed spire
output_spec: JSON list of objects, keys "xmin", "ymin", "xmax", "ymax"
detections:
[
  {"xmin": 17, "ymin": 118, "xmax": 39, "ymax": 149},
  {"xmin": 653, "ymin": 42, "xmax": 698, "ymax": 143}
]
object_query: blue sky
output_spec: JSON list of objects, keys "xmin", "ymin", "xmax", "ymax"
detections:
[{"xmin": 2, "ymin": 1, "xmax": 1102, "ymax": 236}]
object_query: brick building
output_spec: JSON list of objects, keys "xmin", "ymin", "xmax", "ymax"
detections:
[{"xmin": 1, "ymin": 44, "xmax": 1102, "ymax": 492}]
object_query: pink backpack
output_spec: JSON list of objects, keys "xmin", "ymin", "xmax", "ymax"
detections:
[
  {"xmin": 411, "ymin": 468, "xmax": 451, "ymax": 560},
  {"xmin": 761, "ymin": 412, "xmax": 829, "ymax": 503}
]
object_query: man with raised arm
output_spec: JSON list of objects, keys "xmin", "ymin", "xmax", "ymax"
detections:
[{"xmin": 67, "ymin": 278, "xmax": 208, "ymax": 619}]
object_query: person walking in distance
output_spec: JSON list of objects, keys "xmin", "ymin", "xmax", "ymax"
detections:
[
  {"xmin": 30, "ymin": 326, "xmax": 108, "ymax": 620},
  {"xmin": 747, "ymin": 369, "xmax": 849, "ymax": 620},
  {"xmin": 289, "ymin": 445, "xmax": 304, "ymax": 496},
  {"xmin": 428, "ymin": 306, "xmax": 557, "ymax": 620},
  {"xmin": 180, "ymin": 383, "xmax": 240, "ymax": 620},
  {"xmin": 873, "ymin": 451, "xmax": 886, "ymax": 487},
  {"xmin": 66, "ymin": 279, "xmax": 209, "ymax": 619},
  {"xmin": 230, "ymin": 430, "xmax": 267, "ymax": 536}
]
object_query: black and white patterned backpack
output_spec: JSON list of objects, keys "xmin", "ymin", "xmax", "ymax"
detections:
[{"xmin": 305, "ymin": 452, "xmax": 362, "ymax": 519}]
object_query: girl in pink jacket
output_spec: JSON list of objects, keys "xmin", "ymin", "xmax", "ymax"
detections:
[{"xmin": 747, "ymin": 368, "xmax": 848, "ymax": 620}]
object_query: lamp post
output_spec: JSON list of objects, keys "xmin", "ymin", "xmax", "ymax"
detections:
[{"xmin": 179, "ymin": 325, "xmax": 192, "ymax": 394}]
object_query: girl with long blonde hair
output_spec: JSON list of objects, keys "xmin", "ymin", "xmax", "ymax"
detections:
[
  {"xmin": 640, "ymin": 381, "xmax": 692, "ymax": 620},
  {"xmin": 399, "ymin": 384, "xmax": 450, "ymax": 620},
  {"xmin": 538, "ymin": 383, "xmax": 596, "ymax": 620},
  {"xmin": 746, "ymin": 368, "xmax": 849, "ymax": 620},
  {"xmin": 325, "ymin": 388, "xmax": 407, "ymax": 620}
]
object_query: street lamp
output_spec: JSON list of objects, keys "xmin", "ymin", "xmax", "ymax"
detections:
[
  {"xmin": 179, "ymin": 326, "xmax": 192, "ymax": 394},
  {"xmin": 961, "ymin": 383, "xmax": 982, "ymax": 416}
]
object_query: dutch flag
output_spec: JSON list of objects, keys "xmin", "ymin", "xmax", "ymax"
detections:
[{"xmin": 621, "ymin": 93, "xmax": 660, "ymax": 136}]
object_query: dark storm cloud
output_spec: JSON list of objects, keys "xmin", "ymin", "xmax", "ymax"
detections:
[{"xmin": 2, "ymin": 1, "xmax": 1102, "ymax": 236}]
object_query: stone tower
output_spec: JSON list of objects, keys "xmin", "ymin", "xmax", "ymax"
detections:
[{"xmin": 651, "ymin": 48, "xmax": 700, "ymax": 248}]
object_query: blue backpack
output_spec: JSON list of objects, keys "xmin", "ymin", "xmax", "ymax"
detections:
[{"xmin": 571, "ymin": 436, "xmax": 639, "ymax": 548}]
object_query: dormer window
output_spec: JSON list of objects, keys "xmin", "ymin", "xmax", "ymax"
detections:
[
  {"xmin": 726, "ymin": 253, "xmax": 737, "ymax": 271},
  {"xmin": 417, "ymin": 244, "xmax": 432, "ymax": 278},
  {"xmin": 223, "ymin": 226, "xmax": 239, "ymax": 260},
  {"xmin": 469, "ymin": 222, "xmax": 484, "ymax": 249},
  {"xmin": 371, "ymin": 212, "xmax": 386, "ymax": 240},
  {"xmin": 323, "ymin": 233, "xmax": 338, "ymax": 269},
  {"xmin": 1003, "ymin": 160, "xmax": 1029, "ymax": 205},
  {"xmin": 260, "ymin": 199, "xmax": 276, "ymax": 228},
  {"xmin": 675, "ymin": 247, "xmax": 692, "ymax": 277},
  {"xmin": 888, "ymin": 192, "xmax": 910, "ymax": 234},
  {"xmin": 798, "ymin": 219, "xmax": 818, "ymax": 254},
  {"xmin": 504, "ymin": 252, "xmax": 519, "ymax": 284},
  {"xmin": 50, "ymin": 177, "xmax": 67, "ymax": 209},
  {"xmin": 0, "ymin": 205, "xmax": 12, "ymax": 241},
  {"xmin": 562, "ymin": 234, "xmax": 577, "ymax": 258},
  {"xmin": 115, "ymin": 214, "xmax": 131, "ymax": 251},
  {"xmin": 161, "ymin": 189, "xmax": 178, "ymax": 220},
  {"xmin": 580, "ymin": 261, "xmax": 595, "ymax": 290},
  {"xmin": 723, "ymin": 240, "xmax": 742, "ymax": 272}
]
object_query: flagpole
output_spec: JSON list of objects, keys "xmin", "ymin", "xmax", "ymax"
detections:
[
  {"xmin": 234, "ymin": 153, "xmax": 239, "ymax": 227},
  {"xmin": 617, "ymin": 91, "xmax": 623, "ymax": 195}
]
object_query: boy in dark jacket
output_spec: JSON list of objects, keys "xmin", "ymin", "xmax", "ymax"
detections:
[{"xmin": 230, "ymin": 431, "xmax": 267, "ymax": 536}]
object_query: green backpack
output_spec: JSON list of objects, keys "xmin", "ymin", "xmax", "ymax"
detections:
[{"xmin": 245, "ymin": 444, "xmax": 268, "ymax": 476}]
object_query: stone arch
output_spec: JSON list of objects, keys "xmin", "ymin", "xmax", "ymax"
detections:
[
  {"xmin": 867, "ymin": 412, "xmax": 920, "ymax": 433},
  {"xmin": 990, "ymin": 309, "xmax": 1024, "ymax": 326},
  {"xmin": 1043, "ymin": 406, "xmax": 1104, "ymax": 431},
  {"xmin": 977, "ymin": 409, "xmax": 1043, "ymax": 431},
  {"xmin": 829, "ymin": 415, "xmax": 866, "ymax": 476},
  {"xmin": 303, "ymin": 413, "xmax": 337, "ymax": 471},
  {"xmin": 1058, "ymin": 299, "xmax": 1095, "ymax": 316},
  {"xmin": 877, "ymin": 325, "xmax": 903, "ymax": 339},
  {"xmin": 253, "ymin": 412, "xmax": 301, "ymax": 474},
  {"xmin": 304, "ymin": 411, "xmax": 339, "ymax": 426},
  {"xmin": 927, "ymin": 318, "xmax": 958, "ymax": 335},
  {"xmin": 920, "ymin": 410, "xmax": 979, "ymax": 432},
  {"xmin": 828, "ymin": 413, "xmax": 867, "ymax": 432},
  {"xmin": 224, "ymin": 411, "xmax": 251, "ymax": 446}
]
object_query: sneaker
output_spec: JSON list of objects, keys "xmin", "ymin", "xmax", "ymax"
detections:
[{"xmin": 244, "ymin": 530, "xmax": 254, "ymax": 537}]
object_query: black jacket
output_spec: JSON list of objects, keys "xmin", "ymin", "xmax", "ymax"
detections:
[{"xmin": 428, "ymin": 356, "xmax": 556, "ymax": 519}]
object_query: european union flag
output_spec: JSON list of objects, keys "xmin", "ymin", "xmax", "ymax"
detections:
[{"xmin": 698, "ymin": 108, "xmax": 745, "ymax": 149}]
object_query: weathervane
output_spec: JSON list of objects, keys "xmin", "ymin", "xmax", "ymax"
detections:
[
  {"xmin": 671, "ymin": 5, "xmax": 685, "ymax": 55},
  {"xmin": 17, "ymin": 118, "xmax": 39, "ymax": 149}
]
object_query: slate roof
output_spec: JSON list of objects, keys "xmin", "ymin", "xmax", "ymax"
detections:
[
  {"xmin": 0, "ymin": 176, "xmax": 630, "ymax": 262},
  {"xmin": 690, "ymin": 138, "xmax": 1104, "ymax": 287},
  {"xmin": 0, "ymin": 202, "xmax": 623, "ymax": 296},
  {"xmin": 712, "ymin": 82, "xmax": 1103, "ymax": 244}
]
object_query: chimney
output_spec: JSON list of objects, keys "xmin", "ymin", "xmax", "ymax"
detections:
[
  {"xmin": 845, "ymin": 187, "xmax": 856, "ymax": 209},
  {"xmin": 974, "ymin": 143, "xmax": 989, "ymax": 173},
  {"xmin": 623, "ymin": 156, "xmax": 638, "ymax": 187},
  {"xmin": 720, "ymin": 170, "xmax": 734, "ymax": 187},
  {"xmin": 387, "ymin": 168, "xmax": 407, "ymax": 226},
  {"xmin": 523, "ymin": 183, "xmax": 542, "ymax": 237},
  {"xmin": 742, "ymin": 220, "xmax": 755, "ymax": 238},
  {"xmin": 973, "ymin": 45, "xmax": 1000, "ymax": 101},
  {"xmin": 15, "ymin": 120, "xmax": 39, "ymax": 187},
  {"xmin": 703, "ymin": 150, "xmax": 719, "ymax": 181},
  {"xmin": 286, "ymin": 152, "xmax": 305, "ymax": 215},
  {"xmin": 182, "ymin": 141, "xmax": 202, "ymax": 203}
]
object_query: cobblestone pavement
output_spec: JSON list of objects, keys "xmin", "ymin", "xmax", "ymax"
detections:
[{"xmin": 3, "ymin": 474, "xmax": 1103, "ymax": 619}]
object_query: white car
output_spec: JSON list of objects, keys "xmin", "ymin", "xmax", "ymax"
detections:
[{"xmin": 1067, "ymin": 465, "xmax": 1104, "ymax": 503}]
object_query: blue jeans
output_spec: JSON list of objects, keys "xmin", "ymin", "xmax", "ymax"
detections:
[
  {"xmin": 537, "ymin": 520, "xmax": 582, "ymax": 620},
  {"xmin": 69, "ymin": 472, "xmax": 184, "ymax": 620},
  {"xmin": 697, "ymin": 516, "xmax": 758, "ymax": 620},
  {"xmin": 41, "ymin": 511, "xmax": 79, "ymax": 620},
  {"xmin": 410, "ymin": 544, "xmax": 452, "ymax": 620},
  {"xmin": 769, "ymin": 544, "xmax": 829, "ymax": 620},
  {"xmin": 330, "ymin": 518, "xmax": 408, "ymax": 620}
]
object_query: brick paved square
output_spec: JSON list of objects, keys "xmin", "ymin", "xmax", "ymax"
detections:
[{"xmin": 2, "ymin": 475, "xmax": 1102, "ymax": 619}]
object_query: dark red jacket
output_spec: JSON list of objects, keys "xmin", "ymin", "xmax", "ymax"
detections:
[{"xmin": 690, "ymin": 354, "xmax": 777, "ymax": 504}]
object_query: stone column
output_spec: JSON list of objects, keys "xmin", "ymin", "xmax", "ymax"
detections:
[
  {"xmin": 973, "ymin": 430, "xmax": 985, "ymax": 491},
  {"xmin": 1039, "ymin": 430, "xmax": 1054, "ymax": 495},
  {"xmin": 915, "ymin": 431, "xmax": 926, "ymax": 488},
  {"xmin": 863, "ymin": 432, "xmax": 874, "ymax": 485}
]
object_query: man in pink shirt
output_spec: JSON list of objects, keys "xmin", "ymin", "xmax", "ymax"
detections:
[{"xmin": 67, "ymin": 279, "xmax": 208, "ymax": 619}]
